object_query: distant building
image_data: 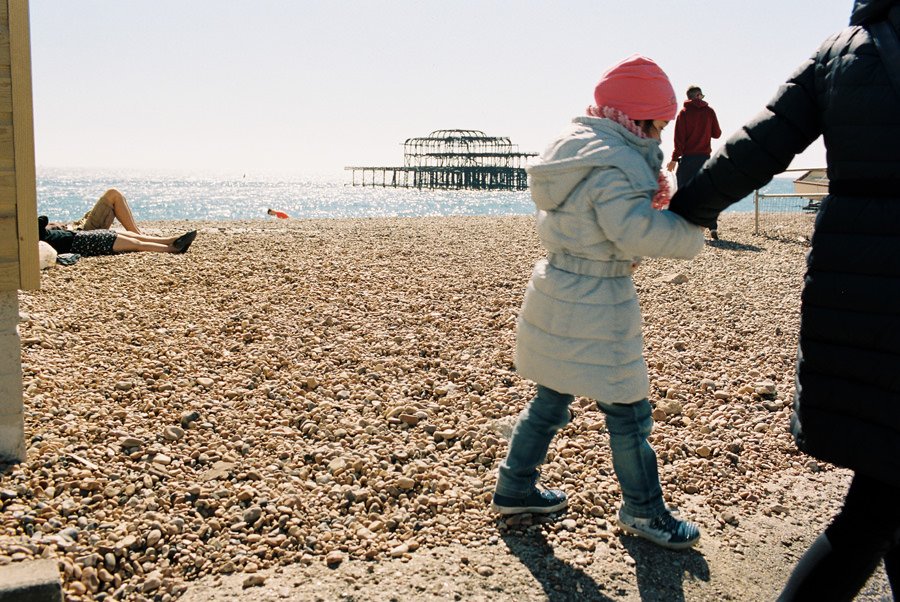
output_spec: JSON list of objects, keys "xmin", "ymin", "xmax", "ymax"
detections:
[{"xmin": 346, "ymin": 129, "xmax": 537, "ymax": 191}]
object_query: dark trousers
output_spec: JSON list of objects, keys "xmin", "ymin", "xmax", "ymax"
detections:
[
  {"xmin": 780, "ymin": 472, "xmax": 900, "ymax": 600},
  {"xmin": 676, "ymin": 154, "xmax": 716, "ymax": 230}
]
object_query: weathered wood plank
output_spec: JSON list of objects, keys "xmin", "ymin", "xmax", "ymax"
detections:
[
  {"xmin": 0, "ymin": 216, "xmax": 17, "ymax": 257},
  {"xmin": 0, "ymin": 185, "xmax": 16, "ymax": 213},
  {"xmin": 0, "ymin": 79, "xmax": 11, "ymax": 110},
  {"xmin": 0, "ymin": 261, "xmax": 18, "ymax": 291},
  {"xmin": 8, "ymin": 0, "xmax": 37, "ymax": 290}
]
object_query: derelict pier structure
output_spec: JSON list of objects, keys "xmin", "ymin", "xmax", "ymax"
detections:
[{"xmin": 345, "ymin": 129, "xmax": 537, "ymax": 191}]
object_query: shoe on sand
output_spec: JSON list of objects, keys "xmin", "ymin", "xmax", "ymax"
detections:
[
  {"xmin": 617, "ymin": 507, "xmax": 700, "ymax": 550},
  {"xmin": 173, "ymin": 230, "xmax": 197, "ymax": 254},
  {"xmin": 491, "ymin": 488, "xmax": 568, "ymax": 515}
]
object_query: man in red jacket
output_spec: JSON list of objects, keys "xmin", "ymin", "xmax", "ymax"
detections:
[{"xmin": 667, "ymin": 86, "xmax": 721, "ymax": 238}]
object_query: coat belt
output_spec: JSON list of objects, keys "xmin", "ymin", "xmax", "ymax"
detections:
[{"xmin": 546, "ymin": 253, "xmax": 633, "ymax": 278}]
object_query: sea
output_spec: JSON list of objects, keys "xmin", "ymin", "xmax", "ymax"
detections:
[{"xmin": 36, "ymin": 167, "xmax": 800, "ymax": 223}]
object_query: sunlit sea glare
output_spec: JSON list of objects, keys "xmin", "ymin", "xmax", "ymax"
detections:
[{"xmin": 37, "ymin": 168, "xmax": 798, "ymax": 222}]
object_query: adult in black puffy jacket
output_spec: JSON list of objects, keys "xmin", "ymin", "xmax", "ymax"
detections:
[{"xmin": 668, "ymin": 0, "xmax": 900, "ymax": 599}]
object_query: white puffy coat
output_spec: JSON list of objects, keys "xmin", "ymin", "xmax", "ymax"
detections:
[{"xmin": 515, "ymin": 116, "xmax": 704, "ymax": 404}]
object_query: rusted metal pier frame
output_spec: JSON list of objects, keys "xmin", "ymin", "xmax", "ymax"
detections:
[{"xmin": 344, "ymin": 166, "xmax": 530, "ymax": 191}]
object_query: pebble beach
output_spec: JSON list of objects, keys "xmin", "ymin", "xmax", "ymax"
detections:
[{"xmin": 3, "ymin": 213, "xmax": 893, "ymax": 600}]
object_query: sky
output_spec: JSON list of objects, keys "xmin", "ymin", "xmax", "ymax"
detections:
[{"xmin": 30, "ymin": 0, "xmax": 853, "ymax": 179}]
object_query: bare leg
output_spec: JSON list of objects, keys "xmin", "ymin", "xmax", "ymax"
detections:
[
  {"xmin": 100, "ymin": 189, "xmax": 142, "ymax": 234},
  {"xmin": 112, "ymin": 233, "xmax": 175, "ymax": 253},
  {"xmin": 120, "ymin": 232, "xmax": 180, "ymax": 245}
]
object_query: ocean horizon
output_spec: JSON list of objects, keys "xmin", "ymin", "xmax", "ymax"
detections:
[{"xmin": 36, "ymin": 167, "xmax": 801, "ymax": 223}]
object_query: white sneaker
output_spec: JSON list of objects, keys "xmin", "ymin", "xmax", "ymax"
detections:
[{"xmin": 617, "ymin": 508, "xmax": 701, "ymax": 550}]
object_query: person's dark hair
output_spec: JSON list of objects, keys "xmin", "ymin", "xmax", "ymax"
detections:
[
  {"xmin": 635, "ymin": 120, "xmax": 655, "ymax": 135},
  {"xmin": 686, "ymin": 86, "xmax": 703, "ymax": 100}
]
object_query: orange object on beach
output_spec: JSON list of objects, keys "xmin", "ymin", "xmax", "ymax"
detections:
[{"xmin": 267, "ymin": 209, "xmax": 289, "ymax": 219}]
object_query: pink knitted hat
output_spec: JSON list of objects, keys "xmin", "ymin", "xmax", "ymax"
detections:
[{"xmin": 593, "ymin": 54, "xmax": 677, "ymax": 121}]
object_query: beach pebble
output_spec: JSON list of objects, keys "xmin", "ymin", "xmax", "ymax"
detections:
[
  {"xmin": 243, "ymin": 574, "xmax": 267, "ymax": 588},
  {"xmin": 396, "ymin": 477, "xmax": 416, "ymax": 490},
  {"xmin": 119, "ymin": 437, "xmax": 143, "ymax": 449},
  {"xmin": 163, "ymin": 426, "xmax": 185, "ymax": 441}
]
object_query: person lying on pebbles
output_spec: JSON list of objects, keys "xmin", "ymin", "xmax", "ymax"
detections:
[{"xmin": 39, "ymin": 215, "xmax": 197, "ymax": 256}]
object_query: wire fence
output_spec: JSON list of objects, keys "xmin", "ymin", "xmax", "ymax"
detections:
[{"xmin": 752, "ymin": 168, "xmax": 825, "ymax": 237}]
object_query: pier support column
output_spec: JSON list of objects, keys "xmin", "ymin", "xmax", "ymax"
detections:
[{"xmin": 0, "ymin": 290, "xmax": 24, "ymax": 463}]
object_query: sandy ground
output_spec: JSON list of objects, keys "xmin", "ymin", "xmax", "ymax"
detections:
[{"xmin": 2, "ymin": 213, "xmax": 894, "ymax": 601}]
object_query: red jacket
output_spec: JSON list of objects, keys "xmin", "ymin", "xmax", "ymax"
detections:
[{"xmin": 671, "ymin": 99, "xmax": 721, "ymax": 161}]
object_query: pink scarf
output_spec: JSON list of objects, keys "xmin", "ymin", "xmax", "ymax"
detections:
[{"xmin": 586, "ymin": 105, "xmax": 671, "ymax": 210}]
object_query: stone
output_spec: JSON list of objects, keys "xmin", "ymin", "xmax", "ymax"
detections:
[
  {"xmin": 243, "ymin": 574, "xmax": 267, "ymax": 588},
  {"xmin": 658, "ymin": 272, "xmax": 688, "ymax": 285},
  {"xmin": 754, "ymin": 380, "xmax": 777, "ymax": 396},
  {"xmin": 146, "ymin": 529, "xmax": 163, "ymax": 548},
  {"xmin": 152, "ymin": 453, "xmax": 173, "ymax": 465},
  {"xmin": 180, "ymin": 411, "xmax": 201, "ymax": 428},
  {"xmin": 163, "ymin": 426, "xmax": 185, "ymax": 441},
  {"xmin": 389, "ymin": 543, "xmax": 409, "ymax": 558},
  {"xmin": 119, "ymin": 437, "xmax": 144, "ymax": 449},
  {"xmin": 114, "ymin": 535, "xmax": 137, "ymax": 552},
  {"xmin": 142, "ymin": 572, "xmax": 162, "ymax": 593},
  {"xmin": 0, "ymin": 559, "xmax": 63, "ymax": 601},
  {"xmin": 243, "ymin": 506, "xmax": 263, "ymax": 525},
  {"xmin": 201, "ymin": 461, "xmax": 236, "ymax": 481}
]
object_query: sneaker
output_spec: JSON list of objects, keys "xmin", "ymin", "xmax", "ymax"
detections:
[
  {"xmin": 491, "ymin": 488, "xmax": 568, "ymax": 515},
  {"xmin": 617, "ymin": 508, "xmax": 701, "ymax": 550},
  {"xmin": 710, "ymin": 229, "xmax": 719, "ymax": 240}
]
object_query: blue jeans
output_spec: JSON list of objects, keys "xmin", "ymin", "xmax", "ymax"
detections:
[
  {"xmin": 677, "ymin": 154, "xmax": 716, "ymax": 230},
  {"xmin": 495, "ymin": 385, "xmax": 666, "ymax": 518}
]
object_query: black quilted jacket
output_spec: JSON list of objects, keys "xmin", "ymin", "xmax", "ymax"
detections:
[{"xmin": 668, "ymin": 0, "xmax": 900, "ymax": 487}]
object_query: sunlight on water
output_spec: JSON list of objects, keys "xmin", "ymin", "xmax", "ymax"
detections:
[{"xmin": 36, "ymin": 168, "xmax": 797, "ymax": 222}]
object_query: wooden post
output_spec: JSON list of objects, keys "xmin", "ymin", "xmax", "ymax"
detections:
[{"xmin": 0, "ymin": 0, "xmax": 36, "ymax": 463}]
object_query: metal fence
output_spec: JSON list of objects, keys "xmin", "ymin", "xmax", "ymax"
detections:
[{"xmin": 753, "ymin": 168, "xmax": 826, "ymax": 236}]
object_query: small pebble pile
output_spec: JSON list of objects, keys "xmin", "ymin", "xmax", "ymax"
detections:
[{"xmin": 2, "ymin": 213, "xmax": 821, "ymax": 600}]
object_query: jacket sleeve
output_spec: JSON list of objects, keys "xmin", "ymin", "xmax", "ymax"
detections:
[
  {"xmin": 710, "ymin": 108, "xmax": 722, "ymax": 139},
  {"xmin": 590, "ymin": 167, "xmax": 704, "ymax": 259},
  {"xmin": 671, "ymin": 113, "xmax": 685, "ymax": 162},
  {"xmin": 667, "ymin": 53, "xmax": 823, "ymax": 228}
]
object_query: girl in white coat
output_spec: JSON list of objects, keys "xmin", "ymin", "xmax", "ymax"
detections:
[{"xmin": 491, "ymin": 55, "xmax": 705, "ymax": 550}]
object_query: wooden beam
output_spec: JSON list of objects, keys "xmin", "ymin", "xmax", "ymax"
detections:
[{"xmin": 8, "ymin": 0, "xmax": 37, "ymax": 290}]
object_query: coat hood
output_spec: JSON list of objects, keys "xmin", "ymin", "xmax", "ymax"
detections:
[
  {"xmin": 683, "ymin": 98, "xmax": 710, "ymax": 110},
  {"xmin": 527, "ymin": 117, "xmax": 661, "ymax": 211},
  {"xmin": 850, "ymin": 0, "xmax": 898, "ymax": 25}
]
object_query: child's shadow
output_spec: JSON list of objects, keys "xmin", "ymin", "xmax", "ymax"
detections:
[
  {"xmin": 707, "ymin": 239, "xmax": 765, "ymax": 252},
  {"xmin": 502, "ymin": 530, "xmax": 616, "ymax": 601},
  {"xmin": 619, "ymin": 535, "xmax": 711, "ymax": 602}
]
